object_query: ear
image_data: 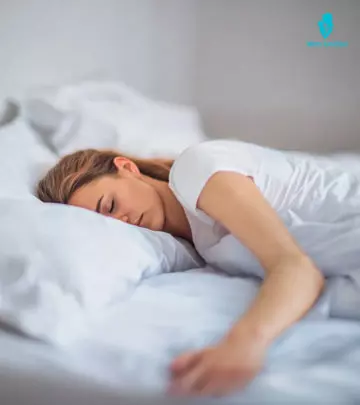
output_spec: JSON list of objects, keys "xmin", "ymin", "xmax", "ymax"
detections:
[{"xmin": 113, "ymin": 157, "xmax": 140, "ymax": 174}]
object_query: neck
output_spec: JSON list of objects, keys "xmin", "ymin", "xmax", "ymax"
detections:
[{"xmin": 151, "ymin": 179, "xmax": 193, "ymax": 243}]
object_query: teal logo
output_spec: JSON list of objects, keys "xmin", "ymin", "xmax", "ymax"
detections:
[
  {"xmin": 307, "ymin": 13, "xmax": 348, "ymax": 47},
  {"xmin": 318, "ymin": 12, "xmax": 333, "ymax": 39}
]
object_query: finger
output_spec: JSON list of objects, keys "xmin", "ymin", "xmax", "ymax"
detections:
[
  {"xmin": 196, "ymin": 374, "xmax": 230, "ymax": 397},
  {"xmin": 198, "ymin": 371, "xmax": 246, "ymax": 397},
  {"xmin": 199, "ymin": 380, "xmax": 238, "ymax": 397},
  {"xmin": 197, "ymin": 379, "xmax": 220, "ymax": 397},
  {"xmin": 173, "ymin": 362, "xmax": 209, "ymax": 394},
  {"xmin": 184, "ymin": 366, "xmax": 213, "ymax": 395},
  {"xmin": 170, "ymin": 350, "xmax": 202, "ymax": 376}
]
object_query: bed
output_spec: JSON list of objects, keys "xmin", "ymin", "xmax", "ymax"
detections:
[{"xmin": 1, "ymin": 81, "xmax": 360, "ymax": 405}]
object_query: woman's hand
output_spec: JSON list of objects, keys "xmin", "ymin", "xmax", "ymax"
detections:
[{"xmin": 169, "ymin": 332, "xmax": 267, "ymax": 397}]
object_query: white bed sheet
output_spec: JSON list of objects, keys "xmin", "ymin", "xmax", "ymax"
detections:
[{"xmin": 1, "ymin": 267, "xmax": 360, "ymax": 405}]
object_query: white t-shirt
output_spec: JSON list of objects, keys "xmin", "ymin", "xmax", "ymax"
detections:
[{"xmin": 169, "ymin": 140, "xmax": 360, "ymax": 282}]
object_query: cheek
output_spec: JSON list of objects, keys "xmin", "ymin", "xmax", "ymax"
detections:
[
  {"xmin": 135, "ymin": 183, "xmax": 160, "ymax": 212},
  {"xmin": 116, "ymin": 192, "xmax": 133, "ymax": 214},
  {"xmin": 117, "ymin": 181, "xmax": 148, "ymax": 212}
]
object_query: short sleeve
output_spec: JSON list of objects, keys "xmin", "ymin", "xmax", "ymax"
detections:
[{"xmin": 169, "ymin": 140, "xmax": 256, "ymax": 220}]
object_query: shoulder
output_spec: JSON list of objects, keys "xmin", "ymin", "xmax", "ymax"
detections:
[
  {"xmin": 173, "ymin": 139, "xmax": 250, "ymax": 162},
  {"xmin": 171, "ymin": 139, "xmax": 253, "ymax": 175},
  {"xmin": 169, "ymin": 140, "xmax": 256, "ymax": 214}
]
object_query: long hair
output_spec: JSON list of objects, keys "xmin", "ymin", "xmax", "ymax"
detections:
[{"xmin": 37, "ymin": 149, "xmax": 174, "ymax": 204}]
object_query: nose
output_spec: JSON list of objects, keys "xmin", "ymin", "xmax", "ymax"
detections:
[{"xmin": 120, "ymin": 215, "xmax": 129, "ymax": 223}]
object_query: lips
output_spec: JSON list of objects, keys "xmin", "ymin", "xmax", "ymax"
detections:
[{"xmin": 134, "ymin": 214, "xmax": 143, "ymax": 227}]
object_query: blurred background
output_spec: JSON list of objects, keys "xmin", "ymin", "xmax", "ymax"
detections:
[{"xmin": 1, "ymin": 0, "xmax": 359, "ymax": 152}]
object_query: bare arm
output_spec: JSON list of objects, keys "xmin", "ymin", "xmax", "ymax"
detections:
[
  {"xmin": 197, "ymin": 171, "xmax": 324, "ymax": 346},
  {"xmin": 170, "ymin": 170, "xmax": 325, "ymax": 396}
]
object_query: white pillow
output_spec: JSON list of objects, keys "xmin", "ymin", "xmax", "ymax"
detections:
[
  {"xmin": 21, "ymin": 80, "xmax": 207, "ymax": 158},
  {"xmin": 0, "ymin": 91, "xmax": 203, "ymax": 344},
  {"xmin": 0, "ymin": 198, "xmax": 203, "ymax": 343},
  {"xmin": 0, "ymin": 118, "xmax": 56, "ymax": 198},
  {"xmin": 0, "ymin": 99, "xmax": 19, "ymax": 127}
]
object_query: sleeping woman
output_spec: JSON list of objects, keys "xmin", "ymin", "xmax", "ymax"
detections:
[{"xmin": 37, "ymin": 139, "xmax": 360, "ymax": 397}]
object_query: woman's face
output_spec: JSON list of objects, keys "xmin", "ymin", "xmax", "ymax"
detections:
[{"xmin": 68, "ymin": 158, "xmax": 166, "ymax": 231}]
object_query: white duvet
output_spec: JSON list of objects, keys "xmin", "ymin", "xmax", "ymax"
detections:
[
  {"xmin": 1, "ymin": 268, "xmax": 360, "ymax": 404},
  {"xmin": 62, "ymin": 270, "xmax": 360, "ymax": 404}
]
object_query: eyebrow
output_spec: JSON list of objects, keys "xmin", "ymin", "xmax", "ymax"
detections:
[{"xmin": 96, "ymin": 195, "xmax": 104, "ymax": 213}]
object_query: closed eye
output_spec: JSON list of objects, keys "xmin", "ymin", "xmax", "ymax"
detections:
[
  {"xmin": 96, "ymin": 195, "xmax": 104, "ymax": 214},
  {"xmin": 109, "ymin": 198, "xmax": 115, "ymax": 214}
]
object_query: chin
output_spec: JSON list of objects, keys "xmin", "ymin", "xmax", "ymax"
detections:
[
  {"xmin": 149, "ymin": 222, "xmax": 163, "ymax": 232},
  {"xmin": 140, "ymin": 208, "xmax": 165, "ymax": 232},
  {"xmin": 149, "ymin": 215, "xmax": 165, "ymax": 232}
]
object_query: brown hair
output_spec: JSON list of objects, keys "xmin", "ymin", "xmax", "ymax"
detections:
[{"xmin": 37, "ymin": 149, "xmax": 174, "ymax": 204}]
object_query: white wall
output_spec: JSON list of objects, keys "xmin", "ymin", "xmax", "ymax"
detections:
[
  {"xmin": 193, "ymin": 0, "xmax": 360, "ymax": 152},
  {"xmin": 0, "ymin": 1, "xmax": 148, "ymax": 97},
  {"xmin": 1, "ymin": 0, "xmax": 359, "ymax": 152},
  {"xmin": 146, "ymin": 0, "xmax": 197, "ymax": 104},
  {"xmin": 0, "ymin": 0, "xmax": 196, "ymax": 104}
]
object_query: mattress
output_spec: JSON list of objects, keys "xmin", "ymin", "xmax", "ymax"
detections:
[{"xmin": 1, "ymin": 267, "xmax": 360, "ymax": 405}]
